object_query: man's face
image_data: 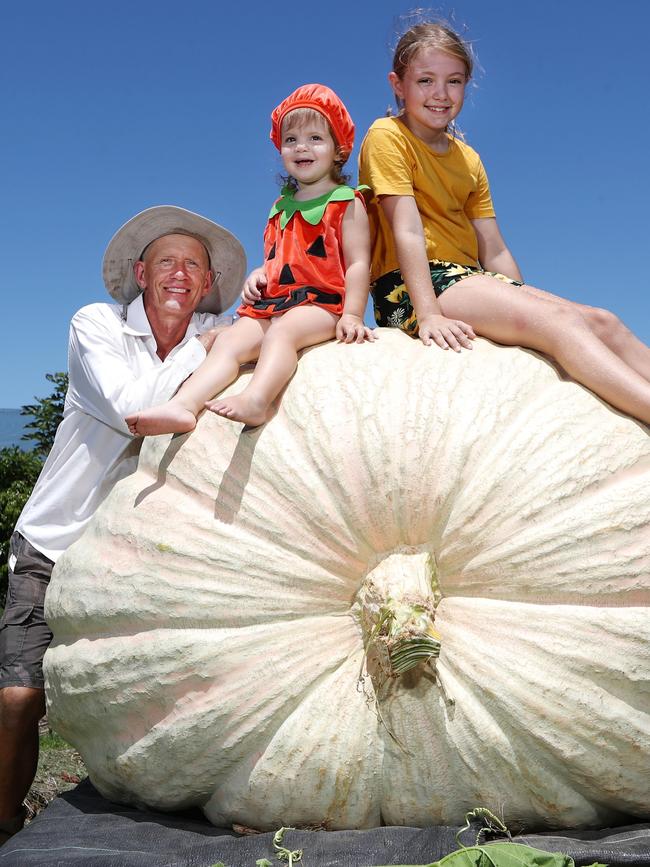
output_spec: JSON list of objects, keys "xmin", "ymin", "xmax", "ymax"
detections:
[{"xmin": 134, "ymin": 233, "xmax": 212, "ymax": 318}]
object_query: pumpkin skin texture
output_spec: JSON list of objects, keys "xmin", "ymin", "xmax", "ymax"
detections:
[{"xmin": 44, "ymin": 330, "xmax": 650, "ymax": 832}]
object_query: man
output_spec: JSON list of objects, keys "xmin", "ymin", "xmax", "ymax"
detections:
[{"xmin": 0, "ymin": 206, "xmax": 246, "ymax": 843}]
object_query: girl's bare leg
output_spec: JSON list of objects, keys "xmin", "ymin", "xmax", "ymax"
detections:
[
  {"xmin": 126, "ymin": 318, "xmax": 269, "ymax": 436},
  {"xmin": 514, "ymin": 283, "xmax": 650, "ymax": 382},
  {"xmin": 439, "ymin": 275, "xmax": 650, "ymax": 424},
  {"xmin": 209, "ymin": 305, "xmax": 338, "ymax": 426},
  {"xmin": 582, "ymin": 306, "xmax": 650, "ymax": 381}
]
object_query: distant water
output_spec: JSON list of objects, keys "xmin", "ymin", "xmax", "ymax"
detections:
[{"xmin": 0, "ymin": 408, "xmax": 37, "ymax": 450}]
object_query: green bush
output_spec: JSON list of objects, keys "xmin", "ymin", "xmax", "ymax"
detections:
[
  {"xmin": 21, "ymin": 372, "xmax": 68, "ymax": 459},
  {"xmin": 0, "ymin": 447, "xmax": 43, "ymax": 608},
  {"xmin": 1, "ymin": 372, "xmax": 67, "ymax": 610}
]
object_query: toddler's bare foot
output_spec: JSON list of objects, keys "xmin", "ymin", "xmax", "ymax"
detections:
[
  {"xmin": 125, "ymin": 404, "xmax": 197, "ymax": 436},
  {"xmin": 206, "ymin": 393, "xmax": 275, "ymax": 427}
]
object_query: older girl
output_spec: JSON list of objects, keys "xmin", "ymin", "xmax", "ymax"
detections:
[{"xmin": 359, "ymin": 21, "xmax": 650, "ymax": 424}]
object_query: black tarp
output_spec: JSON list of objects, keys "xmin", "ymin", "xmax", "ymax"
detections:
[{"xmin": 2, "ymin": 780, "xmax": 650, "ymax": 866}]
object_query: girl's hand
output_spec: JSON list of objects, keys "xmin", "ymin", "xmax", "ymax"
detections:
[
  {"xmin": 417, "ymin": 314, "xmax": 475, "ymax": 351},
  {"xmin": 241, "ymin": 267, "xmax": 267, "ymax": 304},
  {"xmin": 336, "ymin": 314, "xmax": 377, "ymax": 344}
]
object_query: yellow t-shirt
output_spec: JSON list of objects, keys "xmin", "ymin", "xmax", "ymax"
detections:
[{"xmin": 358, "ymin": 116, "xmax": 495, "ymax": 282}]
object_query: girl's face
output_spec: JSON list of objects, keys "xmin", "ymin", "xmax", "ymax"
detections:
[
  {"xmin": 280, "ymin": 115, "xmax": 337, "ymax": 195},
  {"xmin": 389, "ymin": 47, "xmax": 467, "ymax": 147}
]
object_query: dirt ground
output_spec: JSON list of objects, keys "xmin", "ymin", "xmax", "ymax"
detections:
[{"xmin": 24, "ymin": 719, "xmax": 87, "ymax": 824}]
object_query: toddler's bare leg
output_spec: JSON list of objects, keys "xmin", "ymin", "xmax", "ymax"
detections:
[
  {"xmin": 210, "ymin": 306, "xmax": 338, "ymax": 426},
  {"xmin": 440, "ymin": 275, "xmax": 650, "ymax": 424},
  {"xmin": 126, "ymin": 318, "xmax": 268, "ymax": 436}
]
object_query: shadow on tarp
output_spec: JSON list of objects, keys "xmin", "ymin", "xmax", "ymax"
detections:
[{"xmin": 2, "ymin": 779, "xmax": 650, "ymax": 867}]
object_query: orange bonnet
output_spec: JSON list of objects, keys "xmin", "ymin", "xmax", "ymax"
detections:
[{"xmin": 270, "ymin": 84, "xmax": 355, "ymax": 157}]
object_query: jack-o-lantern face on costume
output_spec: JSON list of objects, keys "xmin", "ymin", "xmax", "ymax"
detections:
[{"xmin": 238, "ymin": 186, "xmax": 365, "ymax": 319}]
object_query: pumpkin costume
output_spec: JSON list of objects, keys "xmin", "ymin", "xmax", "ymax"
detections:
[
  {"xmin": 238, "ymin": 185, "xmax": 365, "ymax": 319},
  {"xmin": 238, "ymin": 83, "xmax": 362, "ymax": 320}
]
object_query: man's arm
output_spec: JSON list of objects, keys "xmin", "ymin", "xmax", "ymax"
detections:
[{"xmin": 65, "ymin": 305, "xmax": 224, "ymax": 434}]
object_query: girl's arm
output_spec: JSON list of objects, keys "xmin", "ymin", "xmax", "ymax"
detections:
[
  {"xmin": 337, "ymin": 196, "xmax": 376, "ymax": 343},
  {"xmin": 241, "ymin": 265, "xmax": 267, "ymax": 304},
  {"xmin": 380, "ymin": 195, "xmax": 475, "ymax": 351},
  {"xmin": 472, "ymin": 217, "xmax": 523, "ymax": 282}
]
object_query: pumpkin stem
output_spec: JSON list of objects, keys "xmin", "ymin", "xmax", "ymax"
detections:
[{"xmin": 356, "ymin": 548, "xmax": 442, "ymax": 677}]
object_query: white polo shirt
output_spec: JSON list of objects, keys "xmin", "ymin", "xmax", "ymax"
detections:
[{"xmin": 17, "ymin": 294, "xmax": 227, "ymax": 562}]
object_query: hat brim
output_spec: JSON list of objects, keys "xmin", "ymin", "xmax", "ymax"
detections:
[{"xmin": 102, "ymin": 206, "xmax": 247, "ymax": 314}]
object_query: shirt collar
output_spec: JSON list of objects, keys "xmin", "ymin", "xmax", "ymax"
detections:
[
  {"xmin": 122, "ymin": 292, "xmax": 203, "ymax": 344},
  {"xmin": 122, "ymin": 294, "xmax": 152, "ymax": 337}
]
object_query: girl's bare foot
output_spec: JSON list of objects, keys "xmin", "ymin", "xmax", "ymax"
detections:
[
  {"xmin": 206, "ymin": 393, "xmax": 274, "ymax": 427},
  {"xmin": 125, "ymin": 404, "xmax": 197, "ymax": 436}
]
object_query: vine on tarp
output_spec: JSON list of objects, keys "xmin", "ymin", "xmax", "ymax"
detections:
[
  {"xmin": 254, "ymin": 827, "xmax": 303, "ymax": 866},
  {"xmin": 455, "ymin": 806, "xmax": 511, "ymax": 847}
]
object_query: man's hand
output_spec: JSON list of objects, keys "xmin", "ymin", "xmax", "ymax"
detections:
[
  {"xmin": 336, "ymin": 314, "xmax": 378, "ymax": 344},
  {"xmin": 417, "ymin": 314, "xmax": 475, "ymax": 351},
  {"xmin": 241, "ymin": 267, "xmax": 267, "ymax": 305},
  {"xmin": 196, "ymin": 325, "xmax": 229, "ymax": 353}
]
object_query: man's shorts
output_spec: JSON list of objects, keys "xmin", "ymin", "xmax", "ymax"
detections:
[
  {"xmin": 371, "ymin": 259, "xmax": 523, "ymax": 336},
  {"xmin": 0, "ymin": 532, "xmax": 54, "ymax": 689}
]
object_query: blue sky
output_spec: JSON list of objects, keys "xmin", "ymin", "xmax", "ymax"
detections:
[{"xmin": 3, "ymin": 0, "xmax": 649, "ymax": 407}]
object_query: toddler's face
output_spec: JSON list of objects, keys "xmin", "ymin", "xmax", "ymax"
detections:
[{"xmin": 280, "ymin": 114, "xmax": 337, "ymax": 190}]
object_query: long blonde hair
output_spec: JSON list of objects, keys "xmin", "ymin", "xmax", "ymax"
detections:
[
  {"xmin": 390, "ymin": 19, "xmax": 475, "ymax": 137},
  {"xmin": 392, "ymin": 21, "xmax": 474, "ymax": 82}
]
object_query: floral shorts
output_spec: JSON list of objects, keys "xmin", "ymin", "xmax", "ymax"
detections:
[{"xmin": 371, "ymin": 260, "xmax": 523, "ymax": 335}]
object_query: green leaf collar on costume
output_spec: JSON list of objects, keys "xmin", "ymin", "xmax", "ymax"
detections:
[{"xmin": 269, "ymin": 185, "xmax": 365, "ymax": 230}]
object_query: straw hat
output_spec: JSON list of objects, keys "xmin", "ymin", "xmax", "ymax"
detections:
[{"xmin": 102, "ymin": 206, "xmax": 246, "ymax": 314}]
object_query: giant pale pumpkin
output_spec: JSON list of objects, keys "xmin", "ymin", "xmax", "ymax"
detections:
[{"xmin": 44, "ymin": 330, "xmax": 650, "ymax": 832}]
